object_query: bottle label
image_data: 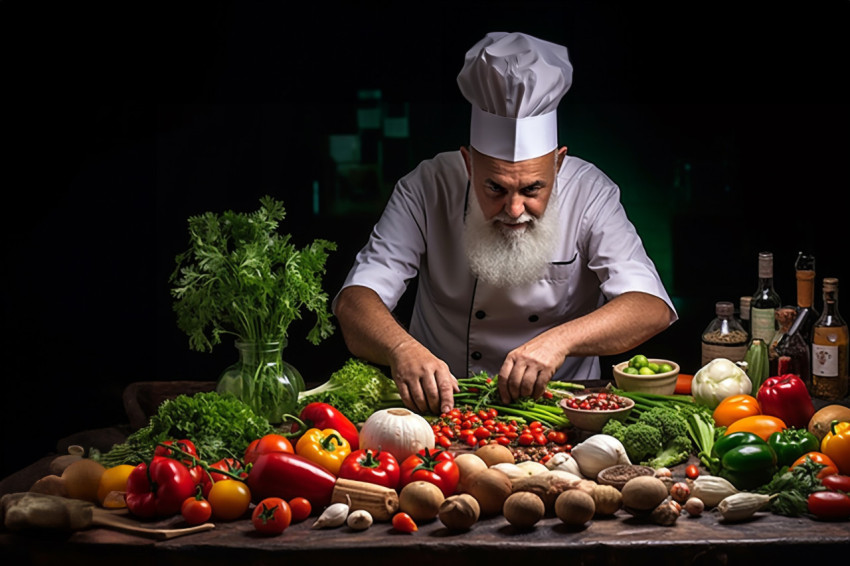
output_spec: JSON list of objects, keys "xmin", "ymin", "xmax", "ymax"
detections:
[
  {"xmin": 751, "ymin": 307, "xmax": 776, "ymax": 343},
  {"xmin": 812, "ymin": 343, "xmax": 839, "ymax": 377},
  {"xmin": 702, "ymin": 343, "xmax": 748, "ymax": 366}
]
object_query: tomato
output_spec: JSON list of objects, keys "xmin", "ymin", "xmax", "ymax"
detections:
[
  {"xmin": 822, "ymin": 474, "xmax": 850, "ymax": 493},
  {"xmin": 207, "ymin": 480, "xmax": 252, "ymax": 521},
  {"xmin": 181, "ymin": 495, "xmax": 212, "ymax": 525},
  {"xmin": 251, "ymin": 497, "xmax": 292, "ymax": 535},
  {"xmin": 723, "ymin": 414, "xmax": 787, "ymax": 442},
  {"xmin": 712, "ymin": 394, "xmax": 761, "ymax": 428},
  {"xmin": 807, "ymin": 490, "xmax": 850, "ymax": 520},
  {"xmin": 244, "ymin": 434, "xmax": 294, "ymax": 465},
  {"xmin": 399, "ymin": 448, "xmax": 460, "ymax": 497},
  {"xmin": 391, "ymin": 511, "xmax": 418, "ymax": 533},
  {"xmin": 791, "ymin": 452, "xmax": 840, "ymax": 479},
  {"xmin": 288, "ymin": 497, "xmax": 312, "ymax": 522},
  {"xmin": 685, "ymin": 464, "xmax": 700, "ymax": 480}
]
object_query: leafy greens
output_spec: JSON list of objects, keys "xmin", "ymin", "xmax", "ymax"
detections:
[{"xmin": 170, "ymin": 195, "xmax": 337, "ymax": 351}]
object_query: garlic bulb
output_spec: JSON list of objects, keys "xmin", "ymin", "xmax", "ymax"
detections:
[
  {"xmin": 544, "ymin": 451, "xmax": 583, "ymax": 477},
  {"xmin": 570, "ymin": 434, "xmax": 631, "ymax": 479},
  {"xmin": 359, "ymin": 408, "xmax": 435, "ymax": 464}
]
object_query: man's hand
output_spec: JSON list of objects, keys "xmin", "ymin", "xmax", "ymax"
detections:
[
  {"xmin": 497, "ymin": 333, "xmax": 563, "ymax": 403},
  {"xmin": 389, "ymin": 339, "xmax": 459, "ymax": 415}
]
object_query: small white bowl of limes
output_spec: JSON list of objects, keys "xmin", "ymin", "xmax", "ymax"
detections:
[{"xmin": 612, "ymin": 355, "xmax": 679, "ymax": 394}]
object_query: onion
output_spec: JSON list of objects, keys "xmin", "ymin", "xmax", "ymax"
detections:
[{"xmin": 359, "ymin": 408, "xmax": 435, "ymax": 464}]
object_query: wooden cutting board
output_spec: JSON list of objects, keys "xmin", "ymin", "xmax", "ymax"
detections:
[{"xmin": 91, "ymin": 508, "xmax": 215, "ymax": 540}]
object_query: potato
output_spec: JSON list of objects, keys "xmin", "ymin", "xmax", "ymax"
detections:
[
  {"xmin": 621, "ymin": 476, "xmax": 668, "ymax": 515},
  {"xmin": 503, "ymin": 492, "xmax": 545, "ymax": 529},
  {"xmin": 61, "ymin": 459, "xmax": 106, "ymax": 503},
  {"xmin": 554, "ymin": 490, "xmax": 595, "ymax": 527},
  {"xmin": 474, "ymin": 443, "xmax": 515, "ymax": 467}
]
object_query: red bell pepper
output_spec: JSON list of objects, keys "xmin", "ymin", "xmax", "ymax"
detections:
[
  {"xmin": 285, "ymin": 402, "xmax": 360, "ymax": 451},
  {"xmin": 338, "ymin": 448, "xmax": 401, "ymax": 490},
  {"xmin": 399, "ymin": 448, "xmax": 460, "ymax": 497},
  {"xmin": 245, "ymin": 451, "xmax": 336, "ymax": 509},
  {"xmin": 125, "ymin": 458, "xmax": 197, "ymax": 518},
  {"xmin": 154, "ymin": 439, "xmax": 204, "ymax": 485},
  {"xmin": 756, "ymin": 374, "xmax": 816, "ymax": 430}
]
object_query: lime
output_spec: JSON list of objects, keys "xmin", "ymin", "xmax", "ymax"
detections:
[
  {"xmin": 647, "ymin": 362, "xmax": 660, "ymax": 373},
  {"xmin": 658, "ymin": 363, "xmax": 674, "ymax": 373},
  {"xmin": 623, "ymin": 366, "xmax": 640, "ymax": 375},
  {"xmin": 638, "ymin": 366, "xmax": 656, "ymax": 375},
  {"xmin": 629, "ymin": 355, "xmax": 649, "ymax": 369}
]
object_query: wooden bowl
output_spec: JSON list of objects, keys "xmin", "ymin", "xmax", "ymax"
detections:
[{"xmin": 559, "ymin": 394, "xmax": 634, "ymax": 432}]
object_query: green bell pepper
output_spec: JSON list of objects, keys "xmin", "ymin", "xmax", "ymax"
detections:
[
  {"xmin": 711, "ymin": 431, "xmax": 777, "ymax": 490},
  {"xmin": 767, "ymin": 428, "xmax": 820, "ymax": 468}
]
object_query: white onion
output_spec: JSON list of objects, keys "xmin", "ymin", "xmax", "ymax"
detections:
[{"xmin": 359, "ymin": 408, "xmax": 435, "ymax": 463}]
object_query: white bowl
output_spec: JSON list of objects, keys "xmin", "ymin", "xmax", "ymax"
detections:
[
  {"xmin": 612, "ymin": 359, "xmax": 680, "ymax": 395},
  {"xmin": 559, "ymin": 394, "xmax": 634, "ymax": 432}
]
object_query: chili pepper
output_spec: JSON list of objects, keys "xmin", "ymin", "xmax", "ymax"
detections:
[
  {"xmin": 337, "ymin": 448, "xmax": 401, "ymax": 490},
  {"xmin": 755, "ymin": 374, "xmax": 816, "ymax": 430},
  {"xmin": 710, "ymin": 431, "xmax": 777, "ymax": 490},
  {"xmin": 125, "ymin": 458, "xmax": 197, "ymax": 518},
  {"xmin": 284, "ymin": 402, "xmax": 360, "ymax": 450},
  {"xmin": 767, "ymin": 428, "xmax": 821, "ymax": 468},
  {"xmin": 245, "ymin": 451, "xmax": 337, "ymax": 509},
  {"xmin": 295, "ymin": 428, "xmax": 351, "ymax": 476},
  {"xmin": 820, "ymin": 420, "xmax": 850, "ymax": 475}
]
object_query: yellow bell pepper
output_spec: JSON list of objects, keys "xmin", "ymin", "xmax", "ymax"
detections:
[
  {"xmin": 820, "ymin": 420, "xmax": 850, "ymax": 476},
  {"xmin": 295, "ymin": 428, "xmax": 351, "ymax": 475}
]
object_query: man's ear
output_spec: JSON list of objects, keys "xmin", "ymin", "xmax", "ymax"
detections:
[
  {"xmin": 460, "ymin": 146, "xmax": 472, "ymax": 177},
  {"xmin": 556, "ymin": 146, "xmax": 567, "ymax": 169}
]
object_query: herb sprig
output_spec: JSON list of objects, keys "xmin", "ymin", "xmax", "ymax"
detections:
[{"xmin": 170, "ymin": 196, "xmax": 337, "ymax": 351}]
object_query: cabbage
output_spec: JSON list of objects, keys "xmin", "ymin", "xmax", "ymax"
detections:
[{"xmin": 691, "ymin": 358, "xmax": 752, "ymax": 409}]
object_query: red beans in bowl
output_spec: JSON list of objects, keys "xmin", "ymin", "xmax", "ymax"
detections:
[{"xmin": 563, "ymin": 392, "xmax": 629, "ymax": 411}]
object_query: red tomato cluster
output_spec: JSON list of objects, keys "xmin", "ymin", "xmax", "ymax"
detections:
[{"xmin": 432, "ymin": 406, "xmax": 570, "ymax": 449}]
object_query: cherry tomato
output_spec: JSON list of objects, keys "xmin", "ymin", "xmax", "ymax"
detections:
[
  {"xmin": 208, "ymin": 480, "xmax": 252, "ymax": 521},
  {"xmin": 807, "ymin": 490, "xmax": 850, "ymax": 520},
  {"xmin": 251, "ymin": 497, "xmax": 292, "ymax": 535},
  {"xmin": 181, "ymin": 495, "xmax": 212, "ymax": 525},
  {"xmin": 244, "ymin": 434, "xmax": 294, "ymax": 465},
  {"xmin": 712, "ymin": 394, "xmax": 761, "ymax": 428},
  {"xmin": 288, "ymin": 496, "xmax": 312, "ymax": 522},
  {"xmin": 392, "ymin": 512, "xmax": 418, "ymax": 533},
  {"xmin": 685, "ymin": 464, "xmax": 700, "ymax": 480},
  {"xmin": 822, "ymin": 474, "xmax": 850, "ymax": 493},
  {"xmin": 791, "ymin": 452, "xmax": 840, "ymax": 479}
]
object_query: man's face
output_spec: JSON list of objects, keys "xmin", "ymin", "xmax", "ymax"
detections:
[
  {"xmin": 462, "ymin": 146, "xmax": 564, "ymax": 231},
  {"xmin": 460, "ymin": 145, "xmax": 566, "ymax": 288}
]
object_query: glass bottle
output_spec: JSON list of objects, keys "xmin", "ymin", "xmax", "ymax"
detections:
[
  {"xmin": 216, "ymin": 340, "xmax": 305, "ymax": 424},
  {"xmin": 739, "ymin": 295, "xmax": 752, "ymax": 338},
  {"xmin": 750, "ymin": 251, "xmax": 782, "ymax": 344},
  {"xmin": 811, "ymin": 278, "xmax": 849, "ymax": 400},
  {"xmin": 793, "ymin": 252, "xmax": 819, "ymax": 344},
  {"xmin": 701, "ymin": 301, "xmax": 749, "ymax": 366},
  {"xmin": 769, "ymin": 306, "xmax": 799, "ymax": 376},
  {"xmin": 774, "ymin": 306, "xmax": 812, "ymax": 392}
]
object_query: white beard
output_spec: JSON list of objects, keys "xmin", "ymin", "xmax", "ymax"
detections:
[{"xmin": 463, "ymin": 189, "xmax": 559, "ymax": 288}]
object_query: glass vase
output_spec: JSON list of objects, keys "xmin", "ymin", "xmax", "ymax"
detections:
[{"xmin": 216, "ymin": 340, "xmax": 304, "ymax": 424}]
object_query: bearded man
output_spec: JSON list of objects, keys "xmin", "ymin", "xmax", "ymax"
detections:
[{"xmin": 333, "ymin": 32, "xmax": 677, "ymax": 415}]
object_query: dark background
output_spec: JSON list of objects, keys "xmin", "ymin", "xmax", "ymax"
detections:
[{"xmin": 2, "ymin": 1, "xmax": 848, "ymax": 478}]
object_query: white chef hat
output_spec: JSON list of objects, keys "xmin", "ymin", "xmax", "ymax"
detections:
[{"xmin": 457, "ymin": 32, "xmax": 573, "ymax": 162}]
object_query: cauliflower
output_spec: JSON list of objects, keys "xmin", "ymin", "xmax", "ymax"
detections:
[{"xmin": 691, "ymin": 358, "xmax": 752, "ymax": 409}]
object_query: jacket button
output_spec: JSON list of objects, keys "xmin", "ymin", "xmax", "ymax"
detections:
[
  {"xmin": 528, "ymin": 314, "xmax": 539, "ymax": 322},
  {"xmin": 471, "ymin": 351, "xmax": 482, "ymax": 360},
  {"xmin": 475, "ymin": 310, "xmax": 486, "ymax": 319}
]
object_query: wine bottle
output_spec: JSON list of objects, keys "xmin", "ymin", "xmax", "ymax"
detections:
[
  {"xmin": 739, "ymin": 296, "xmax": 752, "ymax": 339},
  {"xmin": 750, "ymin": 252, "xmax": 782, "ymax": 345},
  {"xmin": 775, "ymin": 305, "xmax": 812, "ymax": 392},
  {"xmin": 811, "ymin": 277, "xmax": 849, "ymax": 400},
  {"xmin": 793, "ymin": 252, "xmax": 818, "ymax": 343}
]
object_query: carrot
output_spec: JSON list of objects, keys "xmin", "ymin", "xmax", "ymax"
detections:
[{"xmin": 675, "ymin": 374, "xmax": 694, "ymax": 395}]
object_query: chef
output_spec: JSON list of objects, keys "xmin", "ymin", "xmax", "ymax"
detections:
[{"xmin": 333, "ymin": 31, "xmax": 677, "ymax": 415}]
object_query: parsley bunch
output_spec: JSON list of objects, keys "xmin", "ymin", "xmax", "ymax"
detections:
[{"xmin": 170, "ymin": 196, "xmax": 337, "ymax": 351}]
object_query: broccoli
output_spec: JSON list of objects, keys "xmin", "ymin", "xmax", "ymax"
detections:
[
  {"xmin": 296, "ymin": 358, "xmax": 403, "ymax": 423},
  {"xmin": 636, "ymin": 406, "xmax": 690, "ymax": 443},
  {"xmin": 643, "ymin": 434, "xmax": 693, "ymax": 469}
]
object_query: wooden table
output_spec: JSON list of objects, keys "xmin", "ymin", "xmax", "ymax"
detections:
[{"xmin": 2, "ymin": 383, "xmax": 849, "ymax": 566}]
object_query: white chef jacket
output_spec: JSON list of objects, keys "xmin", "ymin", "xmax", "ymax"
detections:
[{"xmin": 334, "ymin": 150, "xmax": 677, "ymax": 382}]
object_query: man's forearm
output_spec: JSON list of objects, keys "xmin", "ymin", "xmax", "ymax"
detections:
[
  {"xmin": 547, "ymin": 291, "xmax": 673, "ymax": 360},
  {"xmin": 333, "ymin": 285, "xmax": 416, "ymax": 367}
]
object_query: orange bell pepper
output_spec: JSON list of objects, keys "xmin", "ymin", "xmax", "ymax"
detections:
[
  {"xmin": 821, "ymin": 420, "xmax": 850, "ymax": 475},
  {"xmin": 712, "ymin": 394, "xmax": 761, "ymax": 428},
  {"xmin": 723, "ymin": 414, "xmax": 786, "ymax": 442},
  {"xmin": 295, "ymin": 428, "xmax": 351, "ymax": 476}
]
